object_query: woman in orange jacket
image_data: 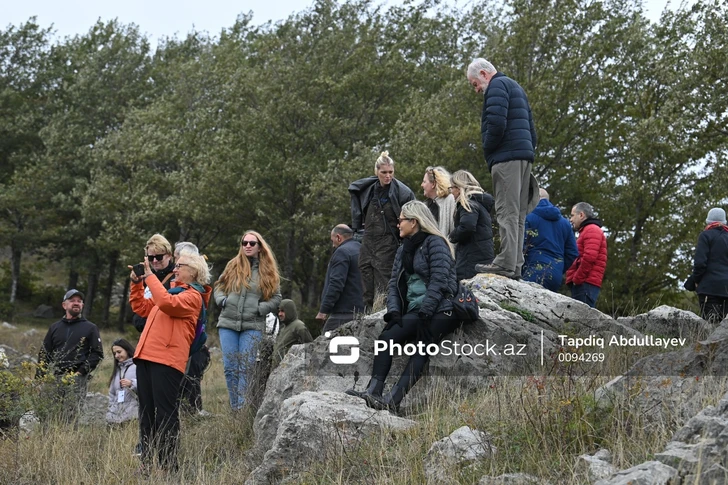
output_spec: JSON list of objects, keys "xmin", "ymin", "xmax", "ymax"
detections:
[{"xmin": 129, "ymin": 252, "xmax": 211, "ymax": 472}]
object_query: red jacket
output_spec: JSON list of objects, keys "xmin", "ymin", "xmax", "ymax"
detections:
[
  {"xmin": 566, "ymin": 220, "xmax": 607, "ymax": 288},
  {"xmin": 130, "ymin": 275, "xmax": 211, "ymax": 374}
]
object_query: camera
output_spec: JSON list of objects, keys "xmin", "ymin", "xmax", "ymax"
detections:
[{"xmin": 132, "ymin": 263, "xmax": 145, "ymax": 277}]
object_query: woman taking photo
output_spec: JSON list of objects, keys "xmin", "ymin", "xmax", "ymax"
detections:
[
  {"xmin": 214, "ymin": 230, "xmax": 282, "ymax": 411},
  {"xmin": 106, "ymin": 338, "xmax": 138, "ymax": 425},
  {"xmin": 348, "ymin": 200, "xmax": 460, "ymax": 412},
  {"xmin": 129, "ymin": 252, "xmax": 211, "ymax": 472},
  {"xmin": 421, "ymin": 166, "xmax": 456, "ymax": 237},
  {"xmin": 448, "ymin": 170, "xmax": 495, "ymax": 280}
]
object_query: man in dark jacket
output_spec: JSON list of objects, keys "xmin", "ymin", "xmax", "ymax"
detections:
[
  {"xmin": 349, "ymin": 151, "xmax": 415, "ymax": 309},
  {"xmin": 523, "ymin": 189, "xmax": 579, "ymax": 292},
  {"xmin": 37, "ymin": 289, "xmax": 104, "ymax": 422},
  {"xmin": 316, "ymin": 224, "xmax": 365, "ymax": 332},
  {"xmin": 566, "ymin": 202, "xmax": 608, "ymax": 307},
  {"xmin": 685, "ymin": 208, "xmax": 728, "ymax": 323},
  {"xmin": 467, "ymin": 58, "xmax": 537, "ymax": 280},
  {"xmin": 272, "ymin": 300, "xmax": 313, "ymax": 368}
]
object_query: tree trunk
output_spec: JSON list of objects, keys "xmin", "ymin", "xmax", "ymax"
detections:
[
  {"xmin": 68, "ymin": 268, "xmax": 79, "ymax": 291},
  {"xmin": 118, "ymin": 277, "xmax": 130, "ymax": 331},
  {"xmin": 84, "ymin": 254, "xmax": 100, "ymax": 319},
  {"xmin": 101, "ymin": 252, "xmax": 118, "ymax": 327},
  {"xmin": 282, "ymin": 228, "xmax": 296, "ymax": 299},
  {"xmin": 9, "ymin": 243, "xmax": 21, "ymax": 303}
]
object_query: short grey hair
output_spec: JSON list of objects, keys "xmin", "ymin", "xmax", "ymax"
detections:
[
  {"xmin": 331, "ymin": 224, "xmax": 353, "ymax": 238},
  {"xmin": 467, "ymin": 58, "xmax": 496, "ymax": 79},
  {"xmin": 573, "ymin": 202, "xmax": 595, "ymax": 218},
  {"xmin": 174, "ymin": 241, "xmax": 200, "ymax": 258}
]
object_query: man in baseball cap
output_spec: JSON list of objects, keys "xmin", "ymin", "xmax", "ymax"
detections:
[{"xmin": 36, "ymin": 288, "xmax": 103, "ymax": 423}]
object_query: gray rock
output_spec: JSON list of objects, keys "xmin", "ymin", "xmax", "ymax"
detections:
[
  {"xmin": 19, "ymin": 411, "xmax": 39, "ymax": 435},
  {"xmin": 22, "ymin": 328, "xmax": 38, "ymax": 337},
  {"xmin": 1, "ymin": 321, "xmax": 16, "ymax": 329},
  {"xmin": 618, "ymin": 305, "xmax": 711, "ymax": 340},
  {"xmin": 424, "ymin": 426, "xmax": 496, "ymax": 485},
  {"xmin": 32, "ymin": 304, "xmax": 54, "ymax": 319},
  {"xmin": 79, "ymin": 392, "xmax": 108, "ymax": 426},
  {"xmin": 593, "ymin": 461, "xmax": 678, "ymax": 485},
  {"xmin": 478, "ymin": 473, "xmax": 544, "ymax": 485},
  {"xmin": 245, "ymin": 391, "xmax": 416, "ymax": 485},
  {"xmin": 0, "ymin": 344, "xmax": 35, "ymax": 369},
  {"xmin": 577, "ymin": 449, "xmax": 618, "ymax": 481}
]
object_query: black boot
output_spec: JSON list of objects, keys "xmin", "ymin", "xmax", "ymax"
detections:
[
  {"xmin": 365, "ymin": 372, "xmax": 419, "ymax": 413},
  {"xmin": 345, "ymin": 378, "xmax": 384, "ymax": 400}
]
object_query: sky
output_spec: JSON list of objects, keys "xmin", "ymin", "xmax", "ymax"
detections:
[{"xmin": 4, "ymin": 0, "xmax": 682, "ymax": 48}]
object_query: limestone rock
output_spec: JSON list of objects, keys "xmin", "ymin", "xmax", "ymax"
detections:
[
  {"xmin": 424, "ymin": 426, "xmax": 496, "ymax": 485},
  {"xmin": 32, "ymin": 304, "xmax": 54, "ymax": 319},
  {"xmin": 577, "ymin": 449, "xmax": 618, "ymax": 481},
  {"xmin": 617, "ymin": 305, "xmax": 710, "ymax": 340},
  {"xmin": 478, "ymin": 473, "xmax": 544, "ymax": 485},
  {"xmin": 79, "ymin": 392, "xmax": 108, "ymax": 426},
  {"xmin": 1, "ymin": 322, "xmax": 16, "ymax": 329},
  {"xmin": 593, "ymin": 461, "xmax": 678, "ymax": 485},
  {"xmin": 245, "ymin": 391, "xmax": 416, "ymax": 485}
]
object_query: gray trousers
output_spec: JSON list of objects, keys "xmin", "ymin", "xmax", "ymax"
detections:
[{"xmin": 491, "ymin": 160, "xmax": 531, "ymax": 275}]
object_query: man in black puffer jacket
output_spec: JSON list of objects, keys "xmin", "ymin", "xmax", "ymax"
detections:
[{"xmin": 467, "ymin": 58, "xmax": 538, "ymax": 280}]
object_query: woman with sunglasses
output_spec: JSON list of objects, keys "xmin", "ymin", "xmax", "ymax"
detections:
[
  {"xmin": 214, "ymin": 230, "xmax": 282, "ymax": 410},
  {"xmin": 348, "ymin": 200, "xmax": 459, "ymax": 412},
  {"xmin": 132, "ymin": 234, "xmax": 176, "ymax": 333},
  {"xmin": 129, "ymin": 252, "xmax": 212, "ymax": 472}
]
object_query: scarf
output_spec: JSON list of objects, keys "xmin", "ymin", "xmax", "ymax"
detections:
[
  {"xmin": 705, "ymin": 222, "xmax": 728, "ymax": 232},
  {"xmin": 402, "ymin": 231, "xmax": 429, "ymax": 275}
]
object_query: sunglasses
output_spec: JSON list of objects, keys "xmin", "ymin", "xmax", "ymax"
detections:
[
  {"xmin": 174, "ymin": 263, "xmax": 189, "ymax": 269},
  {"xmin": 147, "ymin": 254, "xmax": 166, "ymax": 262},
  {"xmin": 241, "ymin": 240, "xmax": 258, "ymax": 247}
]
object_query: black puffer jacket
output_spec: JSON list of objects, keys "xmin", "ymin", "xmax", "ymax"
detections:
[
  {"xmin": 387, "ymin": 234, "xmax": 458, "ymax": 316},
  {"xmin": 449, "ymin": 192, "xmax": 495, "ymax": 280},
  {"xmin": 690, "ymin": 225, "xmax": 728, "ymax": 298}
]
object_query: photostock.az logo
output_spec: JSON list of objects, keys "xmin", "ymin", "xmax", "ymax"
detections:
[{"xmin": 325, "ymin": 332, "xmax": 360, "ymax": 364}]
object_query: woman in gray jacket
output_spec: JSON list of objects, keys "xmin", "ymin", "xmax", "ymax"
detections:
[
  {"xmin": 214, "ymin": 230, "xmax": 282, "ymax": 410},
  {"xmin": 106, "ymin": 339, "xmax": 138, "ymax": 424}
]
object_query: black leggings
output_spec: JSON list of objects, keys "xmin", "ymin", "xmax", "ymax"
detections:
[{"xmin": 371, "ymin": 310, "xmax": 460, "ymax": 383}]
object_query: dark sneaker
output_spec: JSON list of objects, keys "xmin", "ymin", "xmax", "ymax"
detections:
[{"xmin": 475, "ymin": 264, "xmax": 516, "ymax": 278}]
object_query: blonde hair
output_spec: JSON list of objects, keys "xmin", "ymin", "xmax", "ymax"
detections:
[
  {"xmin": 451, "ymin": 170, "xmax": 484, "ymax": 212},
  {"xmin": 425, "ymin": 166, "xmax": 452, "ymax": 198},
  {"xmin": 374, "ymin": 151, "xmax": 395, "ymax": 172},
  {"xmin": 400, "ymin": 201, "xmax": 455, "ymax": 258},
  {"xmin": 179, "ymin": 253, "xmax": 211, "ymax": 285},
  {"xmin": 215, "ymin": 230, "xmax": 281, "ymax": 300},
  {"xmin": 146, "ymin": 234, "xmax": 172, "ymax": 256}
]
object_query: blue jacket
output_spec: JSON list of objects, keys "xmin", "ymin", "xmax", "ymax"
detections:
[
  {"xmin": 481, "ymin": 72, "xmax": 538, "ymax": 170},
  {"xmin": 523, "ymin": 199, "xmax": 578, "ymax": 291},
  {"xmin": 319, "ymin": 238, "xmax": 365, "ymax": 314}
]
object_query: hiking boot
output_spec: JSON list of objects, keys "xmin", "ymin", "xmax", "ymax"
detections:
[
  {"xmin": 345, "ymin": 378, "xmax": 384, "ymax": 400},
  {"xmin": 475, "ymin": 264, "xmax": 516, "ymax": 278}
]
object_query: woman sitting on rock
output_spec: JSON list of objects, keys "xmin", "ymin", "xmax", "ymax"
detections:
[{"xmin": 348, "ymin": 200, "xmax": 460, "ymax": 412}]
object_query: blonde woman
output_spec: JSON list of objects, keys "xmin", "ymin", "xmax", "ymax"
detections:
[
  {"xmin": 214, "ymin": 231, "xmax": 282, "ymax": 410},
  {"xmin": 421, "ymin": 166, "xmax": 456, "ymax": 237},
  {"xmin": 348, "ymin": 201, "xmax": 459, "ymax": 412},
  {"xmin": 449, "ymin": 170, "xmax": 495, "ymax": 280}
]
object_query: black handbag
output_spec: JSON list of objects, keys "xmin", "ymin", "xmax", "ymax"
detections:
[{"xmin": 450, "ymin": 283, "xmax": 480, "ymax": 323}]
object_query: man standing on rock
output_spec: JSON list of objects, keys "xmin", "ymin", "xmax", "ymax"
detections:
[
  {"xmin": 316, "ymin": 224, "xmax": 365, "ymax": 332},
  {"xmin": 36, "ymin": 289, "xmax": 104, "ymax": 423},
  {"xmin": 566, "ymin": 202, "xmax": 608, "ymax": 307},
  {"xmin": 467, "ymin": 58, "xmax": 538, "ymax": 280}
]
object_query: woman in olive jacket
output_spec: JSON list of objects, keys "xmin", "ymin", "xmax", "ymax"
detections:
[{"xmin": 214, "ymin": 230, "xmax": 282, "ymax": 410}]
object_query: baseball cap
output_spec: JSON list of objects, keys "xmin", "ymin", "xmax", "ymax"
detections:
[{"xmin": 62, "ymin": 289, "xmax": 84, "ymax": 303}]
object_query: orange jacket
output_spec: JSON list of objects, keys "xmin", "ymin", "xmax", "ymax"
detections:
[{"xmin": 130, "ymin": 275, "xmax": 211, "ymax": 374}]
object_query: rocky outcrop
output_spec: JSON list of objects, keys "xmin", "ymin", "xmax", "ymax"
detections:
[
  {"xmin": 577, "ymin": 449, "xmax": 618, "ymax": 482},
  {"xmin": 617, "ymin": 305, "xmax": 712, "ymax": 340},
  {"xmin": 478, "ymin": 473, "xmax": 544, "ymax": 485},
  {"xmin": 245, "ymin": 391, "xmax": 416, "ymax": 485},
  {"xmin": 594, "ymin": 461, "xmax": 678, "ymax": 485}
]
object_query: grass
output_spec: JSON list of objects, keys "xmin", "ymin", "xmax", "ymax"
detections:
[{"xmin": 2, "ymin": 315, "xmax": 728, "ymax": 484}]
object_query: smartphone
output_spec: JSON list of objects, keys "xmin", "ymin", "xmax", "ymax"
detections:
[{"xmin": 133, "ymin": 263, "xmax": 145, "ymax": 277}]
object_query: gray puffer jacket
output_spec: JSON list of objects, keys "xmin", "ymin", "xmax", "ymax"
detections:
[{"xmin": 214, "ymin": 258, "xmax": 282, "ymax": 333}]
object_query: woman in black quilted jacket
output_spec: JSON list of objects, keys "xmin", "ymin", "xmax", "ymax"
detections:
[{"xmin": 347, "ymin": 200, "xmax": 460, "ymax": 412}]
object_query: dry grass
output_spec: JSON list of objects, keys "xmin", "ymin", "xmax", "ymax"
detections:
[{"xmin": 2, "ymin": 319, "xmax": 728, "ymax": 484}]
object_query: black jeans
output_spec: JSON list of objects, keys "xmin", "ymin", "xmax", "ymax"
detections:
[
  {"xmin": 136, "ymin": 359, "xmax": 184, "ymax": 470},
  {"xmin": 699, "ymin": 294, "xmax": 728, "ymax": 323},
  {"xmin": 371, "ymin": 310, "xmax": 460, "ymax": 383}
]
